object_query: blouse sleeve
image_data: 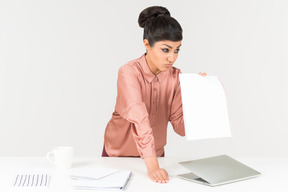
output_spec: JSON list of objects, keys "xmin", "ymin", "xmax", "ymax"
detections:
[
  {"xmin": 169, "ymin": 73, "xmax": 186, "ymax": 136},
  {"xmin": 115, "ymin": 65, "xmax": 156, "ymax": 158}
]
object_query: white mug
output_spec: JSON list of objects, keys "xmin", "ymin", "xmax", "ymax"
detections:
[{"xmin": 47, "ymin": 146, "xmax": 74, "ymax": 169}]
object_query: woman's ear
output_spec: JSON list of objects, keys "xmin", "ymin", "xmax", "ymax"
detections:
[{"xmin": 143, "ymin": 39, "xmax": 150, "ymax": 51}]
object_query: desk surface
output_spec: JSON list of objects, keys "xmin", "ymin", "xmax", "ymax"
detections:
[{"xmin": 0, "ymin": 156, "xmax": 287, "ymax": 192}]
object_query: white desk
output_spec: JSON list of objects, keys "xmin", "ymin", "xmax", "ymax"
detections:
[{"xmin": 0, "ymin": 156, "xmax": 287, "ymax": 191}]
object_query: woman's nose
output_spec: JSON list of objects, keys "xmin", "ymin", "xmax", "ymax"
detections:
[{"xmin": 167, "ymin": 53, "xmax": 177, "ymax": 63}]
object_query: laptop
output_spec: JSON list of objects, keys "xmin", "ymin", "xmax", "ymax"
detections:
[{"xmin": 178, "ymin": 155, "xmax": 261, "ymax": 186}]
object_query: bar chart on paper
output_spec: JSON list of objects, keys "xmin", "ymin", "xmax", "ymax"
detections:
[{"xmin": 12, "ymin": 174, "xmax": 50, "ymax": 187}]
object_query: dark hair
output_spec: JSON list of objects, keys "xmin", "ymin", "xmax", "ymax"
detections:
[{"xmin": 138, "ymin": 6, "xmax": 183, "ymax": 47}]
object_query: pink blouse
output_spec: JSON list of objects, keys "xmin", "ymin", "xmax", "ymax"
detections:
[{"xmin": 104, "ymin": 54, "xmax": 185, "ymax": 158}]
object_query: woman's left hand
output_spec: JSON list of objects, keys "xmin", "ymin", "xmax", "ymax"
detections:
[{"xmin": 198, "ymin": 72, "xmax": 207, "ymax": 77}]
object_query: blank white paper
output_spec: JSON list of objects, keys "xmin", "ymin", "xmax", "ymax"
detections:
[
  {"xmin": 70, "ymin": 167, "xmax": 119, "ymax": 180},
  {"xmin": 71, "ymin": 170, "xmax": 132, "ymax": 190},
  {"xmin": 179, "ymin": 73, "xmax": 232, "ymax": 140}
]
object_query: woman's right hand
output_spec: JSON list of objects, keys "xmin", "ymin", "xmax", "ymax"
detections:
[
  {"xmin": 147, "ymin": 167, "xmax": 169, "ymax": 183},
  {"xmin": 144, "ymin": 156, "xmax": 169, "ymax": 183}
]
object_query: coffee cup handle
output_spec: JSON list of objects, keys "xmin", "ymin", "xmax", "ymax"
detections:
[{"xmin": 46, "ymin": 151, "xmax": 55, "ymax": 163}]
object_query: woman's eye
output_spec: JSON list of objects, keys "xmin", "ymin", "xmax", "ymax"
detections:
[
  {"xmin": 161, "ymin": 49, "xmax": 169, "ymax": 53},
  {"xmin": 174, "ymin": 49, "xmax": 180, "ymax": 53}
]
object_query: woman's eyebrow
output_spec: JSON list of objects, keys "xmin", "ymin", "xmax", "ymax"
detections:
[
  {"xmin": 162, "ymin": 44, "xmax": 182, "ymax": 49},
  {"xmin": 163, "ymin": 44, "xmax": 173, "ymax": 49}
]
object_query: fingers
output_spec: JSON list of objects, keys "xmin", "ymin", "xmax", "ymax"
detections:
[
  {"xmin": 154, "ymin": 169, "xmax": 168, "ymax": 183},
  {"xmin": 198, "ymin": 72, "xmax": 207, "ymax": 77},
  {"xmin": 157, "ymin": 169, "xmax": 168, "ymax": 183},
  {"xmin": 148, "ymin": 168, "xmax": 169, "ymax": 183}
]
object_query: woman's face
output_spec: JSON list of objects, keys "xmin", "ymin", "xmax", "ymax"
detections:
[{"xmin": 144, "ymin": 39, "xmax": 182, "ymax": 75}]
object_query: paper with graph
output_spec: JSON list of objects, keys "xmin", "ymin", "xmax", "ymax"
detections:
[{"xmin": 179, "ymin": 73, "xmax": 231, "ymax": 140}]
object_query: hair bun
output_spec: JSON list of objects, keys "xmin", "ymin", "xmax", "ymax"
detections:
[{"xmin": 138, "ymin": 6, "xmax": 171, "ymax": 28}]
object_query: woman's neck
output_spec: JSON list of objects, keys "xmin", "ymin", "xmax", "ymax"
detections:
[{"xmin": 145, "ymin": 53, "xmax": 160, "ymax": 75}]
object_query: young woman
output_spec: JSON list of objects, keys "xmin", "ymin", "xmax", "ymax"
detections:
[{"xmin": 102, "ymin": 6, "xmax": 205, "ymax": 183}]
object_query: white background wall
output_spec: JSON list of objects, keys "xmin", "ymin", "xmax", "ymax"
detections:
[{"xmin": 0, "ymin": 0, "xmax": 287, "ymax": 157}]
